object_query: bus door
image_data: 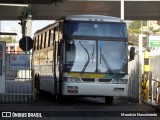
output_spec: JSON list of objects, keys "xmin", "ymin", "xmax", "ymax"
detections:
[
  {"xmin": 0, "ymin": 41, "xmax": 6, "ymax": 93},
  {"xmin": 54, "ymin": 25, "xmax": 63, "ymax": 95},
  {"xmin": 53, "ymin": 26, "xmax": 60, "ymax": 95}
]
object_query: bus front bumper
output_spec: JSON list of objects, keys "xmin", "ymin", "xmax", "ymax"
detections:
[{"xmin": 62, "ymin": 82, "xmax": 128, "ymax": 96}]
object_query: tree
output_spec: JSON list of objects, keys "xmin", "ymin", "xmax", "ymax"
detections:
[
  {"xmin": 128, "ymin": 20, "xmax": 147, "ymax": 46},
  {"xmin": 157, "ymin": 20, "xmax": 160, "ymax": 25},
  {"xmin": 127, "ymin": 20, "xmax": 160, "ymax": 47},
  {"xmin": 128, "ymin": 20, "xmax": 147, "ymax": 29}
]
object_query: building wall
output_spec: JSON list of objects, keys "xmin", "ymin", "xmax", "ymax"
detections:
[{"xmin": 6, "ymin": 43, "xmax": 22, "ymax": 53}]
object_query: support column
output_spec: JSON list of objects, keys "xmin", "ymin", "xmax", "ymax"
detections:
[
  {"xmin": 25, "ymin": 12, "xmax": 32, "ymax": 37},
  {"xmin": 139, "ymin": 34, "xmax": 143, "ymax": 104},
  {"xmin": 142, "ymin": 51, "xmax": 150, "ymax": 103},
  {"xmin": 121, "ymin": 0, "xmax": 124, "ymax": 19}
]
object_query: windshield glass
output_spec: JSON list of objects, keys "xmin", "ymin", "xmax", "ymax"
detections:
[
  {"xmin": 65, "ymin": 40, "xmax": 96, "ymax": 72},
  {"xmin": 65, "ymin": 40, "xmax": 127, "ymax": 74},
  {"xmin": 65, "ymin": 21, "xmax": 127, "ymax": 38},
  {"xmin": 98, "ymin": 41, "xmax": 127, "ymax": 73}
]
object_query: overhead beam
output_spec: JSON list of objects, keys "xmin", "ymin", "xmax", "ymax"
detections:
[
  {"xmin": 0, "ymin": 0, "xmax": 54, "ymax": 4},
  {"xmin": 1, "ymin": 1, "xmax": 160, "ymax": 20},
  {"xmin": 121, "ymin": 0, "xmax": 124, "ymax": 19},
  {"xmin": 0, "ymin": 3, "xmax": 28, "ymax": 7},
  {"xmin": 0, "ymin": 32, "xmax": 17, "ymax": 35}
]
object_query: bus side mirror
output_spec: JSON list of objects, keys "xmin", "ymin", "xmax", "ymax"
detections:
[{"xmin": 129, "ymin": 46, "xmax": 135, "ymax": 61}]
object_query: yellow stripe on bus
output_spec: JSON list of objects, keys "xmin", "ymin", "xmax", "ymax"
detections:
[{"xmin": 68, "ymin": 73, "xmax": 105, "ymax": 78}]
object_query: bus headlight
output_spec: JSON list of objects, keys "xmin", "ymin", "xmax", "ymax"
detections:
[
  {"xmin": 66, "ymin": 77, "xmax": 81, "ymax": 82},
  {"xmin": 112, "ymin": 79, "xmax": 127, "ymax": 84}
]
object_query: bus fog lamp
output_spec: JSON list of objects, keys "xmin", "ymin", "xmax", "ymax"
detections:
[{"xmin": 66, "ymin": 78, "xmax": 80, "ymax": 82}]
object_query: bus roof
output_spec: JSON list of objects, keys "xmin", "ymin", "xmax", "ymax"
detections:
[
  {"xmin": 34, "ymin": 15, "xmax": 125, "ymax": 35},
  {"xmin": 64, "ymin": 15, "xmax": 124, "ymax": 23},
  {"xmin": 35, "ymin": 23, "xmax": 54, "ymax": 34}
]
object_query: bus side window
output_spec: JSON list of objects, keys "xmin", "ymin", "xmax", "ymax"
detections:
[
  {"xmin": 48, "ymin": 30, "xmax": 53, "ymax": 47},
  {"xmin": 41, "ymin": 33, "xmax": 44, "ymax": 49},
  {"xmin": 33, "ymin": 37, "xmax": 36, "ymax": 51},
  {"xmin": 40, "ymin": 34, "xmax": 43, "ymax": 49},
  {"xmin": 37, "ymin": 35, "xmax": 40, "ymax": 50},
  {"xmin": 55, "ymin": 27, "xmax": 59, "ymax": 42},
  {"xmin": 38, "ymin": 35, "xmax": 42, "ymax": 50},
  {"xmin": 59, "ymin": 22, "xmax": 63, "ymax": 40},
  {"xmin": 52, "ymin": 28, "xmax": 56, "ymax": 46},
  {"xmin": 49, "ymin": 28, "xmax": 55, "ymax": 48},
  {"xmin": 44, "ymin": 32, "xmax": 47, "ymax": 48},
  {"xmin": 46, "ymin": 31, "xmax": 50, "ymax": 47}
]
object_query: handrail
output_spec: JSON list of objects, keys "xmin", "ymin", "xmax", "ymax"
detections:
[{"xmin": 151, "ymin": 79, "xmax": 160, "ymax": 83}]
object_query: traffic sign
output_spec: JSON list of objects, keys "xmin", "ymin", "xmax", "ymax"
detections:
[
  {"xmin": 19, "ymin": 36, "xmax": 33, "ymax": 51},
  {"xmin": 148, "ymin": 36, "xmax": 160, "ymax": 48}
]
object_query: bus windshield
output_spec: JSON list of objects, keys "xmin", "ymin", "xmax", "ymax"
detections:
[
  {"xmin": 64, "ymin": 21, "xmax": 127, "ymax": 38},
  {"xmin": 65, "ymin": 40, "xmax": 96, "ymax": 73},
  {"xmin": 64, "ymin": 20, "xmax": 127, "ymax": 74},
  {"xmin": 65, "ymin": 40, "xmax": 127, "ymax": 74}
]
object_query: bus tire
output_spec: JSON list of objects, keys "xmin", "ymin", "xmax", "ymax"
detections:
[
  {"xmin": 56, "ymin": 95, "xmax": 65, "ymax": 102},
  {"xmin": 105, "ymin": 96, "xmax": 113, "ymax": 104},
  {"xmin": 35, "ymin": 74, "xmax": 40, "ymax": 95}
]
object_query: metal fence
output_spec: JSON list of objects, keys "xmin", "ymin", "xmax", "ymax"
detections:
[
  {"xmin": 2, "ymin": 51, "xmax": 157, "ymax": 104},
  {"xmin": 128, "ymin": 55, "xmax": 140, "ymax": 102},
  {"xmin": 150, "ymin": 55, "xmax": 160, "ymax": 83},
  {"xmin": 0, "ymin": 51, "xmax": 33, "ymax": 103},
  {"xmin": 148, "ymin": 54, "xmax": 160, "ymax": 106}
]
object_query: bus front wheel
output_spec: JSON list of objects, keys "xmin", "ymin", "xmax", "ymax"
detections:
[
  {"xmin": 105, "ymin": 96, "xmax": 113, "ymax": 104},
  {"xmin": 35, "ymin": 74, "xmax": 40, "ymax": 95}
]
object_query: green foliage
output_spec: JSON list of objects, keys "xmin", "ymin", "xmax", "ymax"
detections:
[
  {"xmin": 152, "ymin": 28, "xmax": 160, "ymax": 34},
  {"xmin": 157, "ymin": 20, "xmax": 160, "ymax": 25},
  {"xmin": 128, "ymin": 20, "xmax": 149, "ymax": 46},
  {"xmin": 127, "ymin": 21, "xmax": 148, "ymax": 46},
  {"xmin": 0, "ymin": 37, "xmax": 16, "ymax": 43},
  {"xmin": 128, "ymin": 29, "xmax": 140, "ymax": 34},
  {"xmin": 128, "ymin": 34, "xmax": 147, "ymax": 47},
  {"xmin": 128, "ymin": 20, "xmax": 147, "ymax": 29}
]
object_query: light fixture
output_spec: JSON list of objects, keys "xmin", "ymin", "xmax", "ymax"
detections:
[{"xmin": 0, "ymin": 3, "xmax": 28, "ymax": 7}]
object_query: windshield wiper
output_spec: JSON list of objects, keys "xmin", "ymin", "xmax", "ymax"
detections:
[
  {"xmin": 100, "ymin": 47, "xmax": 113, "ymax": 75},
  {"xmin": 79, "ymin": 41, "xmax": 94, "ymax": 74}
]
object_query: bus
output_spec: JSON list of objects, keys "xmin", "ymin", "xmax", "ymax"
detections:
[{"xmin": 32, "ymin": 15, "xmax": 128, "ymax": 103}]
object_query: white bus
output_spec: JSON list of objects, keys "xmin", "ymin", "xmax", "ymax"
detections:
[{"xmin": 32, "ymin": 15, "xmax": 128, "ymax": 103}]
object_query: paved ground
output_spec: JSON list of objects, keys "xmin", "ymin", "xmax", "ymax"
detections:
[{"xmin": 0, "ymin": 93, "xmax": 159, "ymax": 120}]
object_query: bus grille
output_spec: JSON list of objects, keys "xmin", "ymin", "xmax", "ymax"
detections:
[
  {"xmin": 98, "ymin": 79, "xmax": 112, "ymax": 82},
  {"xmin": 81, "ymin": 78, "xmax": 95, "ymax": 82}
]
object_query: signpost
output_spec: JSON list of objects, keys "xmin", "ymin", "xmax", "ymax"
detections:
[
  {"xmin": 10, "ymin": 54, "xmax": 30, "ymax": 70},
  {"xmin": 19, "ymin": 36, "xmax": 33, "ymax": 51},
  {"xmin": 148, "ymin": 36, "xmax": 160, "ymax": 48}
]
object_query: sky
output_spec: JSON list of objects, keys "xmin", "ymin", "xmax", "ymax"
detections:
[{"xmin": 0, "ymin": 20, "xmax": 55, "ymax": 38}]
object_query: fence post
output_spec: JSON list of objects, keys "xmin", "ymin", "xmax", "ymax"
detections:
[
  {"xmin": 142, "ymin": 52, "xmax": 150, "ymax": 103},
  {"xmin": 32, "ymin": 69, "xmax": 37, "ymax": 101},
  {"xmin": 139, "ymin": 34, "xmax": 143, "ymax": 104},
  {"xmin": 158, "ymin": 83, "xmax": 160, "ymax": 111}
]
